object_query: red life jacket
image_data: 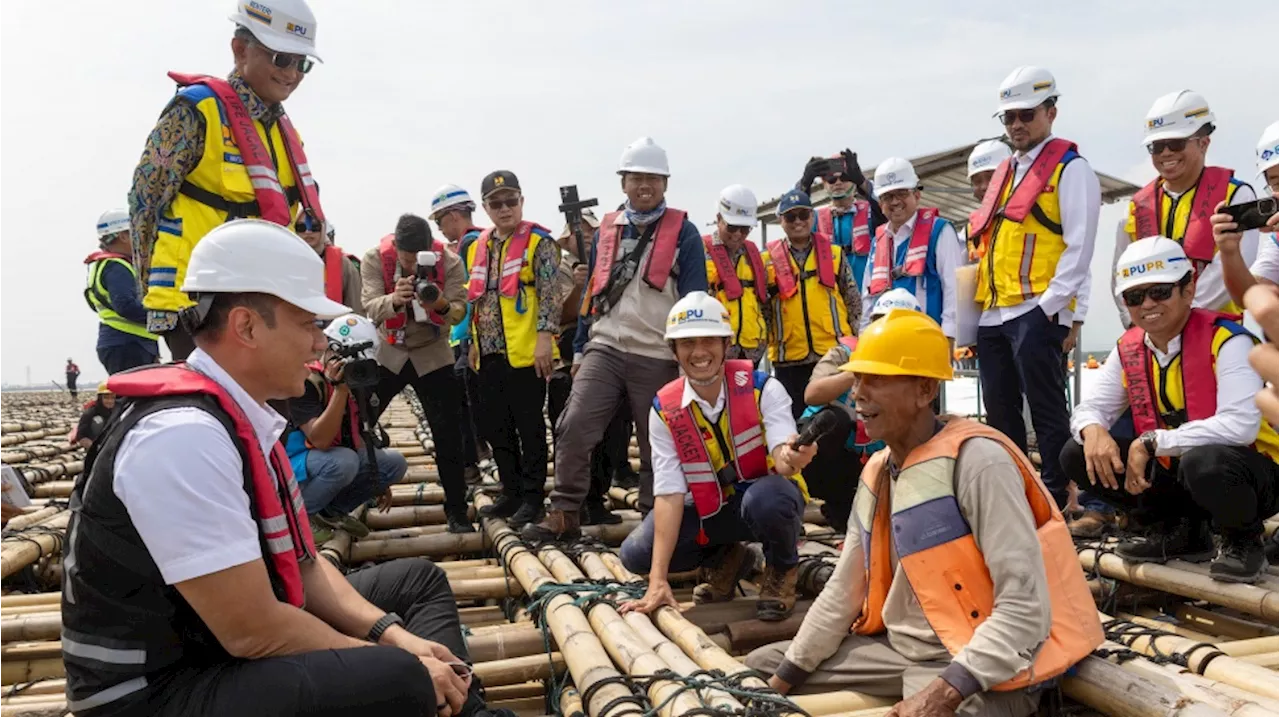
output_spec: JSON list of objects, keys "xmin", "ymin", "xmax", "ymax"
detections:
[
  {"xmin": 702, "ymin": 235, "xmax": 768, "ymax": 303},
  {"xmin": 167, "ymin": 72, "xmax": 323, "ymax": 225},
  {"xmin": 106, "ymin": 364, "xmax": 314, "ymax": 607},
  {"xmin": 84, "ymin": 250, "xmax": 129, "ymax": 265},
  {"xmin": 1131, "ymin": 166, "xmax": 1233, "ymax": 266},
  {"xmin": 322, "ymin": 245, "xmax": 351, "ymax": 304},
  {"xmin": 304, "ymin": 361, "xmax": 362, "ymax": 450},
  {"xmin": 838, "ymin": 336, "xmax": 858, "ymax": 351},
  {"xmin": 657, "ymin": 360, "xmax": 770, "ymax": 530},
  {"xmin": 968, "ymin": 138, "xmax": 1076, "ymax": 238},
  {"xmin": 467, "ymin": 222, "xmax": 543, "ymax": 301},
  {"xmin": 868, "ymin": 208, "xmax": 939, "ymax": 296},
  {"xmin": 590, "ymin": 209, "xmax": 688, "ymax": 305},
  {"xmin": 768, "ymin": 233, "xmax": 836, "ymax": 299},
  {"xmin": 817, "ymin": 202, "xmax": 872, "ymax": 256},
  {"xmin": 379, "ymin": 235, "xmax": 446, "ymax": 338}
]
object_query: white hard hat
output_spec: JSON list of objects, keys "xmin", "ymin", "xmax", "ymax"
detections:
[
  {"xmin": 716, "ymin": 185, "xmax": 758, "ymax": 228},
  {"xmin": 870, "ymin": 288, "xmax": 922, "ymax": 319},
  {"xmin": 181, "ymin": 218, "xmax": 350, "ymax": 318},
  {"xmin": 1143, "ymin": 90, "xmax": 1215, "ymax": 146},
  {"xmin": 995, "ymin": 66, "xmax": 1059, "ymax": 113},
  {"xmin": 323, "ymin": 313, "xmax": 378, "ymax": 359},
  {"xmin": 430, "ymin": 184, "xmax": 476, "ymax": 217},
  {"xmin": 96, "ymin": 208, "xmax": 130, "ymax": 239},
  {"xmin": 1256, "ymin": 120, "xmax": 1280, "ymax": 176},
  {"xmin": 664, "ymin": 291, "xmax": 733, "ymax": 341},
  {"xmin": 229, "ymin": 0, "xmax": 322, "ymax": 61},
  {"xmin": 1113, "ymin": 236, "xmax": 1194, "ymax": 297},
  {"xmin": 872, "ymin": 157, "xmax": 919, "ymax": 199},
  {"xmin": 618, "ymin": 136, "xmax": 670, "ymax": 177},
  {"xmin": 967, "ymin": 140, "xmax": 1011, "ymax": 178}
]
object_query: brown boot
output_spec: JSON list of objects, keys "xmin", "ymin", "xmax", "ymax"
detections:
[
  {"xmin": 1068, "ymin": 510, "xmax": 1117, "ymax": 539},
  {"xmin": 757, "ymin": 564, "xmax": 798, "ymax": 621},
  {"xmin": 520, "ymin": 508, "xmax": 581, "ymax": 543},
  {"xmin": 692, "ymin": 543, "xmax": 749, "ymax": 604}
]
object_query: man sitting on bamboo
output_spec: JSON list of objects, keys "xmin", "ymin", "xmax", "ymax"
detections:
[
  {"xmin": 747, "ymin": 310, "xmax": 1102, "ymax": 717},
  {"xmin": 618, "ymin": 292, "xmax": 817, "ymax": 622}
]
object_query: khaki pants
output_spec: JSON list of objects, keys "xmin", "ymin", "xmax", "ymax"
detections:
[{"xmin": 745, "ymin": 635, "xmax": 1039, "ymax": 717}]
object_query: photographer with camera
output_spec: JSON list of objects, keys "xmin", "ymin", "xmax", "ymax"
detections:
[
  {"xmin": 274, "ymin": 314, "xmax": 408, "ymax": 543},
  {"xmin": 361, "ymin": 214, "xmax": 475, "ymax": 533}
]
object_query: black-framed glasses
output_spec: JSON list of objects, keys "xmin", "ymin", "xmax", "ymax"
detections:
[
  {"xmin": 1146, "ymin": 138, "xmax": 1191, "ymax": 155},
  {"xmin": 486, "ymin": 197, "xmax": 520, "ymax": 210},
  {"xmin": 999, "ymin": 108, "xmax": 1040, "ymax": 126},
  {"xmin": 1121, "ymin": 275, "xmax": 1190, "ymax": 307},
  {"xmin": 781, "ymin": 209, "xmax": 812, "ymax": 223},
  {"xmin": 823, "ymin": 173, "xmax": 848, "ymax": 184},
  {"xmin": 722, "ymin": 224, "xmax": 751, "ymax": 236},
  {"xmin": 294, "ymin": 212, "xmax": 320, "ymax": 233}
]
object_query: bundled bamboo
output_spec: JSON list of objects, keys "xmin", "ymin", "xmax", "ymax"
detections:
[
  {"xmin": 0, "ymin": 429, "xmax": 70, "ymax": 447},
  {"xmin": 364, "ymin": 505, "xmax": 450, "ymax": 529},
  {"xmin": 1, "ymin": 513, "xmax": 69, "ymax": 579},
  {"xmin": 472, "ymin": 652, "xmax": 565, "ymax": 687},
  {"xmin": 0, "ymin": 679, "xmax": 65, "ymax": 700},
  {"xmin": 15, "ymin": 461, "xmax": 82, "ymax": 484},
  {"xmin": 2, "ymin": 508, "xmax": 61, "ymax": 533},
  {"xmin": 0, "ymin": 657, "xmax": 63, "ymax": 686},
  {"xmin": 0, "ymin": 641, "xmax": 61, "ymax": 661},
  {"xmin": 0, "ymin": 613, "xmax": 61, "ymax": 642},
  {"xmin": 348, "ymin": 531, "xmax": 488, "ymax": 562},
  {"xmin": 29, "ymin": 483, "xmax": 71, "ymax": 499},
  {"xmin": 467, "ymin": 625, "xmax": 549, "ymax": 662},
  {"xmin": 1, "ymin": 444, "xmax": 76, "ymax": 464},
  {"xmin": 1218, "ymin": 635, "xmax": 1280, "ymax": 657},
  {"xmin": 1063, "ymin": 652, "xmax": 1237, "ymax": 717},
  {"xmin": 1079, "ymin": 548, "xmax": 1279, "ymax": 621},
  {"xmin": 0, "ymin": 592, "xmax": 59, "ymax": 609}
]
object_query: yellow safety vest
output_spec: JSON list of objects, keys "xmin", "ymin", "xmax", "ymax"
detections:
[
  {"xmin": 768, "ymin": 244, "xmax": 851, "ymax": 363},
  {"xmin": 706, "ymin": 249, "xmax": 772, "ymax": 353},
  {"xmin": 974, "ymin": 161, "xmax": 1072, "ymax": 310},
  {"xmin": 466, "ymin": 228, "xmax": 554, "ymax": 369},
  {"xmin": 85, "ymin": 257, "xmax": 159, "ymax": 341},
  {"xmin": 144, "ymin": 85, "xmax": 300, "ymax": 313}
]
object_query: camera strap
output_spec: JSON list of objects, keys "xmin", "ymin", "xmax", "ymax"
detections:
[{"xmin": 600, "ymin": 222, "xmax": 658, "ymax": 312}]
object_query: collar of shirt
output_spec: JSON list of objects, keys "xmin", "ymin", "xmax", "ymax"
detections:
[
  {"xmin": 227, "ymin": 71, "xmax": 283, "ymax": 125},
  {"xmin": 1143, "ymin": 332, "xmax": 1183, "ymax": 367},
  {"xmin": 888, "ymin": 213, "xmax": 919, "ymax": 244},
  {"xmin": 1015, "ymin": 134, "xmax": 1055, "ymax": 166},
  {"xmin": 830, "ymin": 200, "xmax": 858, "ymax": 217},
  {"xmin": 186, "ymin": 348, "xmax": 289, "ymax": 457},
  {"xmin": 680, "ymin": 378, "xmax": 727, "ymax": 421}
]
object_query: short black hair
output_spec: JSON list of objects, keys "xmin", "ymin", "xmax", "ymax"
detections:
[
  {"xmin": 394, "ymin": 213, "xmax": 433, "ymax": 252},
  {"xmin": 192, "ymin": 292, "xmax": 280, "ymax": 340},
  {"xmin": 233, "ymin": 25, "xmax": 255, "ymax": 44},
  {"xmin": 1194, "ymin": 123, "xmax": 1216, "ymax": 138}
]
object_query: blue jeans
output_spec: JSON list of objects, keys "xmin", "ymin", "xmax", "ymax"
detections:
[
  {"xmin": 620, "ymin": 474, "xmax": 804, "ymax": 573},
  {"xmin": 301, "ymin": 447, "xmax": 408, "ymax": 516}
]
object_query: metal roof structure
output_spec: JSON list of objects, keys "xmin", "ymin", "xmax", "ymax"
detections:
[{"xmin": 755, "ymin": 140, "xmax": 1141, "ymax": 242}]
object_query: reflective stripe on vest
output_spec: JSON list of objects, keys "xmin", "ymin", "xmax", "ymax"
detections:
[
  {"xmin": 105, "ymin": 364, "xmax": 314, "ymax": 607},
  {"xmin": 1131, "ymin": 167, "xmax": 1234, "ymax": 266},
  {"xmin": 868, "ymin": 208, "xmax": 938, "ymax": 297},
  {"xmin": 968, "ymin": 139, "xmax": 1075, "ymax": 237},
  {"xmin": 465, "ymin": 225, "xmax": 553, "ymax": 369},
  {"xmin": 83, "ymin": 253, "xmax": 158, "ymax": 341},
  {"xmin": 379, "ymin": 235, "xmax": 446, "ymax": 335},
  {"xmin": 468, "ymin": 223, "xmax": 536, "ymax": 300},
  {"xmin": 590, "ymin": 209, "xmax": 687, "ymax": 302},
  {"xmin": 768, "ymin": 233, "xmax": 836, "ymax": 299},
  {"xmin": 817, "ymin": 202, "xmax": 872, "ymax": 255},
  {"xmin": 851, "ymin": 419, "xmax": 1103, "ymax": 690}
]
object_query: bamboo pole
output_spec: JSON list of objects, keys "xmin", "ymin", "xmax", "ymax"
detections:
[
  {"xmin": 29, "ymin": 484, "xmax": 71, "ymax": 499},
  {"xmin": 1, "ymin": 513, "xmax": 69, "ymax": 579},
  {"xmin": 1114, "ymin": 611, "xmax": 1220, "ymax": 644},
  {"xmin": 348, "ymin": 531, "xmax": 488, "ymax": 562},
  {"xmin": 0, "ymin": 594, "xmax": 59, "ymax": 610},
  {"xmin": 448, "ymin": 576, "xmax": 523, "ymax": 601},
  {"xmin": 1218, "ymin": 636, "xmax": 1280, "ymax": 657},
  {"xmin": 365, "ymin": 505, "xmax": 448, "ymax": 529},
  {"xmin": 0, "ymin": 658, "xmax": 62, "ymax": 686},
  {"xmin": 1061, "ymin": 655, "xmax": 1233, "ymax": 717},
  {"xmin": 1, "ymin": 509, "xmax": 60, "ymax": 532},
  {"xmin": 0, "ymin": 613, "xmax": 60, "ymax": 642},
  {"xmin": 1169, "ymin": 605, "xmax": 1278, "ymax": 641},
  {"xmin": 471, "ymin": 653, "xmax": 565, "ymax": 687},
  {"xmin": 1080, "ymin": 548, "xmax": 1279, "ymax": 621},
  {"xmin": 559, "ymin": 685, "xmax": 585, "ymax": 717},
  {"xmin": 0, "ymin": 642, "xmax": 60, "ymax": 662},
  {"xmin": 467, "ymin": 626, "xmax": 550, "ymax": 663},
  {"xmin": 318, "ymin": 529, "xmax": 352, "ymax": 569},
  {"xmin": 0, "ymin": 701, "xmax": 69, "ymax": 717},
  {"xmin": 0, "ymin": 679, "xmax": 65, "ymax": 700},
  {"xmin": 1237, "ymin": 652, "xmax": 1278, "ymax": 668}
]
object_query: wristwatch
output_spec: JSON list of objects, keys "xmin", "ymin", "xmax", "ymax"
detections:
[
  {"xmin": 1138, "ymin": 431, "xmax": 1158, "ymax": 458},
  {"xmin": 366, "ymin": 612, "xmax": 404, "ymax": 643}
]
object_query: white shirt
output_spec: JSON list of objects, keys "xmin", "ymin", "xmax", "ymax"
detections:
[
  {"xmin": 1069, "ymin": 331, "xmax": 1264, "ymax": 456},
  {"xmin": 649, "ymin": 374, "xmax": 797, "ymax": 496},
  {"xmin": 1251, "ymin": 233, "xmax": 1279, "ymax": 285},
  {"xmin": 979, "ymin": 136, "xmax": 1101, "ymax": 328},
  {"xmin": 111, "ymin": 349, "xmax": 289, "ymax": 585},
  {"xmin": 859, "ymin": 214, "xmax": 963, "ymax": 338},
  {"xmin": 1111, "ymin": 183, "xmax": 1260, "ymax": 327}
]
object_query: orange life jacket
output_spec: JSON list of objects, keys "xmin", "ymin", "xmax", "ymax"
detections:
[
  {"xmin": 817, "ymin": 202, "xmax": 873, "ymax": 256},
  {"xmin": 702, "ymin": 235, "xmax": 768, "ymax": 303},
  {"xmin": 322, "ymin": 245, "xmax": 353, "ymax": 305},
  {"xmin": 968, "ymin": 138, "xmax": 1076, "ymax": 240},
  {"xmin": 1131, "ymin": 166, "xmax": 1233, "ymax": 266},
  {"xmin": 468, "ymin": 222, "xmax": 545, "ymax": 300},
  {"xmin": 590, "ymin": 209, "xmax": 688, "ymax": 307},
  {"xmin": 851, "ymin": 419, "xmax": 1102, "ymax": 691},
  {"xmin": 867, "ymin": 207, "xmax": 938, "ymax": 296},
  {"xmin": 768, "ymin": 233, "xmax": 836, "ymax": 299},
  {"xmin": 378, "ymin": 235, "xmax": 446, "ymax": 343}
]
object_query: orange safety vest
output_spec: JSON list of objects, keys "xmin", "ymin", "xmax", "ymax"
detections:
[
  {"xmin": 589, "ymin": 209, "xmax": 688, "ymax": 306},
  {"xmin": 1131, "ymin": 166, "xmax": 1233, "ymax": 267},
  {"xmin": 768, "ymin": 233, "xmax": 836, "ymax": 298},
  {"xmin": 817, "ymin": 202, "xmax": 873, "ymax": 256},
  {"xmin": 867, "ymin": 207, "xmax": 938, "ymax": 296},
  {"xmin": 322, "ymin": 245, "xmax": 354, "ymax": 305},
  {"xmin": 851, "ymin": 419, "xmax": 1102, "ymax": 691}
]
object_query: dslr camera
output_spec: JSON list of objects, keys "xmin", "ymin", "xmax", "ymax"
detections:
[
  {"xmin": 329, "ymin": 339, "xmax": 380, "ymax": 391},
  {"xmin": 415, "ymin": 251, "xmax": 441, "ymax": 305}
]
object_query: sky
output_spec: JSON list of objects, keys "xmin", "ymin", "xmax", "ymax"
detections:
[{"xmin": 2, "ymin": 1, "xmax": 1277, "ymax": 386}]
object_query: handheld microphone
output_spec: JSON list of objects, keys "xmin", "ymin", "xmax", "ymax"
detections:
[{"xmin": 793, "ymin": 409, "xmax": 841, "ymax": 449}]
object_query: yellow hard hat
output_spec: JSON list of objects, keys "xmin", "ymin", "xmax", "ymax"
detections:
[
  {"xmin": 840, "ymin": 309, "xmax": 954, "ymax": 380},
  {"xmin": 97, "ymin": 381, "xmax": 111, "ymax": 395}
]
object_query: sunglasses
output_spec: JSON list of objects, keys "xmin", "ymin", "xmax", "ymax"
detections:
[
  {"xmin": 999, "ymin": 108, "xmax": 1039, "ymax": 126},
  {"xmin": 722, "ymin": 224, "xmax": 751, "ymax": 236},
  {"xmin": 486, "ymin": 197, "xmax": 520, "ymax": 210},
  {"xmin": 1121, "ymin": 276, "xmax": 1189, "ymax": 307},
  {"xmin": 1146, "ymin": 138, "xmax": 1192, "ymax": 155},
  {"xmin": 294, "ymin": 213, "xmax": 320, "ymax": 233},
  {"xmin": 781, "ymin": 209, "xmax": 812, "ymax": 223},
  {"xmin": 823, "ymin": 174, "xmax": 848, "ymax": 184},
  {"xmin": 251, "ymin": 39, "xmax": 314, "ymax": 74}
]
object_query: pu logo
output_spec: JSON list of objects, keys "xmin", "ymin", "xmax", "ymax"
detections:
[
  {"xmin": 1120, "ymin": 260, "xmax": 1165, "ymax": 278},
  {"xmin": 1147, "ymin": 117, "xmax": 1167, "ymax": 130},
  {"xmin": 675, "ymin": 309, "xmax": 704, "ymax": 323},
  {"xmin": 1000, "ymin": 88, "xmax": 1014, "ymax": 99},
  {"xmin": 286, "ymin": 22, "xmax": 309, "ymax": 36},
  {"xmin": 734, "ymin": 371, "xmax": 749, "ymax": 388}
]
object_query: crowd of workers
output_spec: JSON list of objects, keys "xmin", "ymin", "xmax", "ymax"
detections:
[{"xmin": 60, "ymin": 1, "xmax": 1279, "ymax": 715}]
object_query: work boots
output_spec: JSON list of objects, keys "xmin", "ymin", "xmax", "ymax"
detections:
[
  {"xmin": 520, "ymin": 508, "xmax": 581, "ymax": 543},
  {"xmin": 757, "ymin": 564, "xmax": 799, "ymax": 621},
  {"xmin": 692, "ymin": 543, "xmax": 750, "ymax": 604},
  {"xmin": 1068, "ymin": 510, "xmax": 1117, "ymax": 539},
  {"xmin": 1210, "ymin": 534, "xmax": 1267, "ymax": 584},
  {"xmin": 1114, "ymin": 518, "xmax": 1215, "ymax": 564},
  {"xmin": 477, "ymin": 494, "xmax": 521, "ymax": 520},
  {"xmin": 446, "ymin": 509, "xmax": 477, "ymax": 534},
  {"xmin": 580, "ymin": 499, "xmax": 623, "ymax": 526},
  {"xmin": 508, "ymin": 501, "xmax": 545, "ymax": 531}
]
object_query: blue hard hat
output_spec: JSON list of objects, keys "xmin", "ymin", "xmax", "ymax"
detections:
[{"xmin": 777, "ymin": 189, "xmax": 812, "ymax": 216}]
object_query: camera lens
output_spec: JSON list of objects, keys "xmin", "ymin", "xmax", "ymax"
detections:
[
  {"xmin": 1260, "ymin": 198, "xmax": 1277, "ymax": 215},
  {"xmin": 416, "ymin": 281, "xmax": 440, "ymax": 304}
]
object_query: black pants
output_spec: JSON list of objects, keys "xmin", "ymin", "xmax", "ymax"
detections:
[
  {"xmin": 66, "ymin": 374, "xmax": 79, "ymax": 400},
  {"xmin": 98, "ymin": 342, "xmax": 160, "ymax": 375},
  {"xmin": 977, "ymin": 308, "xmax": 1071, "ymax": 508},
  {"xmin": 452, "ymin": 345, "xmax": 484, "ymax": 468},
  {"xmin": 478, "ymin": 355, "xmax": 547, "ymax": 503},
  {"xmin": 150, "ymin": 559, "xmax": 484, "ymax": 717},
  {"xmin": 548, "ymin": 368, "xmax": 630, "ymax": 505},
  {"xmin": 372, "ymin": 363, "xmax": 469, "ymax": 515},
  {"xmin": 1059, "ymin": 437, "xmax": 1279, "ymax": 539},
  {"xmin": 162, "ymin": 325, "xmax": 197, "ymax": 362},
  {"xmin": 774, "ymin": 362, "xmax": 817, "ymax": 420},
  {"xmin": 797, "ymin": 407, "xmax": 860, "ymax": 530}
]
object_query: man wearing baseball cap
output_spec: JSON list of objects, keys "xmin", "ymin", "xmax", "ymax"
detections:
[
  {"xmin": 129, "ymin": 0, "xmax": 327, "ymax": 361},
  {"xmin": 1063, "ymin": 237, "xmax": 1277, "ymax": 583},
  {"xmin": 703, "ymin": 185, "xmax": 772, "ymax": 365}
]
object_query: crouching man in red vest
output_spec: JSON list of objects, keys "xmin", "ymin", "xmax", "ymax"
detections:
[
  {"xmin": 748, "ymin": 310, "xmax": 1101, "ymax": 717},
  {"xmin": 618, "ymin": 292, "xmax": 816, "ymax": 622},
  {"xmin": 61, "ymin": 219, "xmax": 502, "ymax": 717},
  {"xmin": 1063, "ymin": 237, "xmax": 1279, "ymax": 584}
]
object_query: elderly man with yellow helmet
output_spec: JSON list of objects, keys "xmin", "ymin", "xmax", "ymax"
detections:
[{"xmin": 747, "ymin": 310, "xmax": 1101, "ymax": 717}]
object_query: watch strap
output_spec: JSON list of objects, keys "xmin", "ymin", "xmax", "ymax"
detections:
[{"xmin": 366, "ymin": 612, "xmax": 404, "ymax": 643}]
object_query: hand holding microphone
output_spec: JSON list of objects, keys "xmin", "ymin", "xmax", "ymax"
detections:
[{"xmin": 778, "ymin": 410, "xmax": 839, "ymax": 476}]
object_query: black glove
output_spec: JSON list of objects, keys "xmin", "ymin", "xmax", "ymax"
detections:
[
  {"xmin": 841, "ymin": 149, "xmax": 866, "ymax": 189},
  {"xmin": 799, "ymin": 156, "xmax": 826, "ymax": 195}
]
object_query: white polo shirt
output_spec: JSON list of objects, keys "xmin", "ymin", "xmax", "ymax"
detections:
[
  {"xmin": 110, "ymin": 349, "xmax": 289, "ymax": 585},
  {"xmin": 649, "ymin": 373, "xmax": 797, "ymax": 496}
]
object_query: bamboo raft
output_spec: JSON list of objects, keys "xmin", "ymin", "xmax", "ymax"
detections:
[{"xmin": 1, "ymin": 389, "xmax": 1277, "ymax": 717}]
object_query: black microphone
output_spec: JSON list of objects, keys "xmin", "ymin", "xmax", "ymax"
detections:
[{"xmin": 793, "ymin": 409, "xmax": 841, "ymax": 449}]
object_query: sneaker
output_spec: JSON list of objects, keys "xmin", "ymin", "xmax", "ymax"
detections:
[
  {"xmin": 446, "ymin": 509, "xmax": 477, "ymax": 534},
  {"xmin": 477, "ymin": 494, "xmax": 521, "ymax": 520},
  {"xmin": 692, "ymin": 543, "xmax": 750, "ymax": 604},
  {"xmin": 520, "ymin": 508, "xmax": 581, "ymax": 543},
  {"xmin": 1068, "ymin": 510, "xmax": 1117, "ymax": 539},
  {"xmin": 508, "ymin": 501, "xmax": 545, "ymax": 530},
  {"xmin": 1115, "ymin": 519, "xmax": 1215, "ymax": 564},
  {"xmin": 309, "ymin": 515, "xmax": 334, "ymax": 545},
  {"xmin": 757, "ymin": 564, "xmax": 799, "ymax": 621},
  {"xmin": 1210, "ymin": 535, "xmax": 1266, "ymax": 584},
  {"xmin": 580, "ymin": 500, "xmax": 623, "ymax": 526}
]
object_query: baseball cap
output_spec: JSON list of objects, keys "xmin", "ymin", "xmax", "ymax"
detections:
[
  {"xmin": 777, "ymin": 189, "xmax": 812, "ymax": 216},
  {"xmin": 481, "ymin": 171, "xmax": 521, "ymax": 199}
]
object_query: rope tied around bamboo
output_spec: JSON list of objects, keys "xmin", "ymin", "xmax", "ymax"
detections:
[
  {"xmin": 1094, "ymin": 617, "xmax": 1228, "ymax": 674},
  {"xmin": 631, "ymin": 668, "xmax": 812, "ymax": 717}
]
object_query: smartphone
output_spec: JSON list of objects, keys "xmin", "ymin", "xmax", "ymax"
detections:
[
  {"xmin": 1223, "ymin": 197, "xmax": 1278, "ymax": 232},
  {"xmin": 819, "ymin": 158, "xmax": 845, "ymax": 179}
]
